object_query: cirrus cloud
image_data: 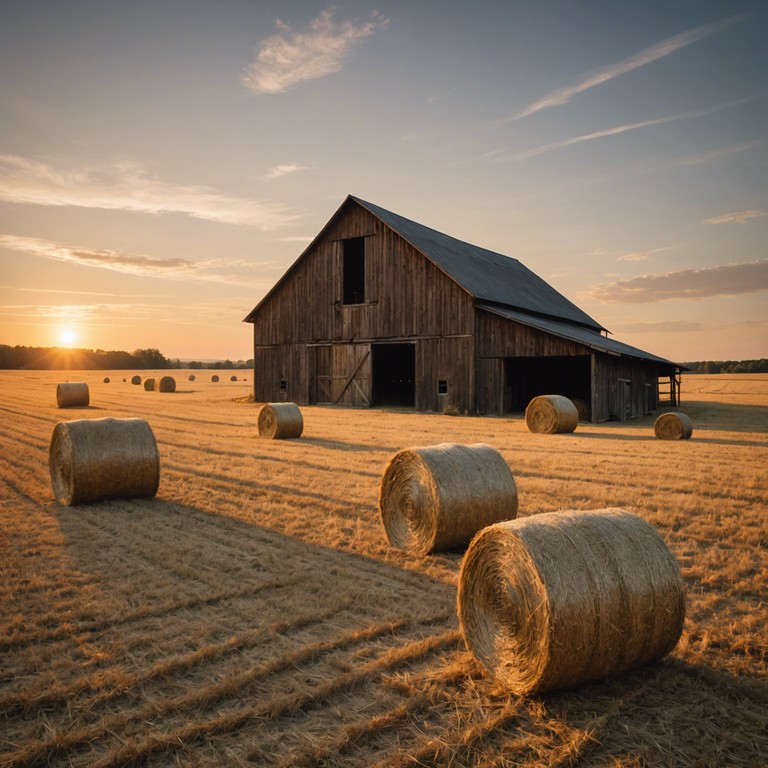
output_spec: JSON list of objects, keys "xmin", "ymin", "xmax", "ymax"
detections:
[
  {"xmin": 241, "ymin": 8, "xmax": 389, "ymax": 95},
  {"xmin": 590, "ymin": 260, "xmax": 768, "ymax": 303},
  {"xmin": 703, "ymin": 209, "xmax": 766, "ymax": 225}
]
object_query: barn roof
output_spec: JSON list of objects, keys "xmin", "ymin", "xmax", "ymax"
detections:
[{"xmin": 351, "ymin": 196, "xmax": 606, "ymax": 332}]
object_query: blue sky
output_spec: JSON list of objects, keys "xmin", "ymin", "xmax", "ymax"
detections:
[{"xmin": 1, "ymin": 0, "xmax": 766, "ymax": 361}]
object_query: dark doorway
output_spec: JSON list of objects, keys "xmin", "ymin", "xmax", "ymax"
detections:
[
  {"xmin": 504, "ymin": 355, "xmax": 590, "ymax": 413},
  {"xmin": 372, "ymin": 344, "xmax": 415, "ymax": 406}
]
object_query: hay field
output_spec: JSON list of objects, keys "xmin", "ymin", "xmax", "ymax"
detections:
[{"xmin": 1, "ymin": 370, "xmax": 766, "ymax": 767}]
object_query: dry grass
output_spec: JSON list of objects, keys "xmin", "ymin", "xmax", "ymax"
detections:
[{"xmin": 0, "ymin": 371, "xmax": 766, "ymax": 766}]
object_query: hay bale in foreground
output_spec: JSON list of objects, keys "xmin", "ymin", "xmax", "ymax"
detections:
[
  {"xmin": 158, "ymin": 376, "xmax": 176, "ymax": 393},
  {"xmin": 56, "ymin": 382, "xmax": 89, "ymax": 408},
  {"xmin": 131, "ymin": 375, "xmax": 141, "ymax": 385},
  {"xmin": 257, "ymin": 402, "xmax": 303, "ymax": 439},
  {"xmin": 570, "ymin": 398, "xmax": 590, "ymax": 422},
  {"xmin": 525, "ymin": 395, "xmax": 579, "ymax": 434},
  {"xmin": 49, "ymin": 417, "xmax": 160, "ymax": 506},
  {"xmin": 143, "ymin": 377, "xmax": 156, "ymax": 391},
  {"xmin": 457, "ymin": 508, "xmax": 685, "ymax": 695},
  {"xmin": 379, "ymin": 443, "xmax": 518, "ymax": 555},
  {"xmin": 654, "ymin": 412, "xmax": 693, "ymax": 440},
  {"xmin": 211, "ymin": 375, "xmax": 219, "ymax": 382}
]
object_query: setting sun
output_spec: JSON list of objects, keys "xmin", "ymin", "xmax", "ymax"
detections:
[{"xmin": 59, "ymin": 327, "xmax": 77, "ymax": 347}]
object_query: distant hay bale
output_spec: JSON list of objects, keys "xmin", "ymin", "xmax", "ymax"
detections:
[
  {"xmin": 258, "ymin": 402, "xmax": 303, "ymax": 439},
  {"xmin": 103, "ymin": 377, "xmax": 110, "ymax": 384},
  {"xmin": 48, "ymin": 417, "xmax": 160, "ymax": 506},
  {"xmin": 379, "ymin": 443, "xmax": 518, "ymax": 555},
  {"xmin": 143, "ymin": 377, "xmax": 156, "ymax": 391},
  {"xmin": 131, "ymin": 375, "xmax": 141, "ymax": 385},
  {"xmin": 525, "ymin": 395, "xmax": 579, "ymax": 434},
  {"xmin": 654, "ymin": 412, "xmax": 693, "ymax": 440},
  {"xmin": 230, "ymin": 375, "xmax": 238, "ymax": 382},
  {"xmin": 457, "ymin": 508, "xmax": 685, "ymax": 696},
  {"xmin": 570, "ymin": 398, "xmax": 590, "ymax": 421},
  {"xmin": 56, "ymin": 382, "xmax": 89, "ymax": 408},
  {"xmin": 188, "ymin": 374, "xmax": 196, "ymax": 381},
  {"xmin": 211, "ymin": 375, "xmax": 219, "ymax": 382},
  {"xmin": 158, "ymin": 376, "xmax": 176, "ymax": 393}
]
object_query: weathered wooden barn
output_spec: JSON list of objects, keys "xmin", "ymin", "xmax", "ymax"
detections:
[{"xmin": 244, "ymin": 196, "xmax": 683, "ymax": 421}]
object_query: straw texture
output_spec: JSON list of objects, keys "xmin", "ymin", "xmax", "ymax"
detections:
[
  {"xmin": 158, "ymin": 376, "xmax": 176, "ymax": 393},
  {"xmin": 525, "ymin": 395, "xmax": 579, "ymax": 434},
  {"xmin": 143, "ymin": 377, "xmax": 156, "ymax": 391},
  {"xmin": 379, "ymin": 443, "xmax": 518, "ymax": 555},
  {"xmin": 49, "ymin": 417, "xmax": 160, "ymax": 506},
  {"xmin": 258, "ymin": 402, "xmax": 303, "ymax": 439},
  {"xmin": 570, "ymin": 398, "xmax": 590, "ymax": 422},
  {"xmin": 131, "ymin": 375, "xmax": 141, "ymax": 385},
  {"xmin": 457, "ymin": 508, "xmax": 685, "ymax": 695},
  {"xmin": 654, "ymin": 412, "xmax": 693, "ymax": 440},
  {"xmin": 56, "ymin": 382, "xmax": 89, "ymax": 408}
]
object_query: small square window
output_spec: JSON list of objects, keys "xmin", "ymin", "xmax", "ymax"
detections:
[
  {"xmin": 437, "ymin": 379, "xmax": 448, "ymax": 395},
  {"xmin": 279, "ymin": 379, "xmax": 287, "ymax": 392}
]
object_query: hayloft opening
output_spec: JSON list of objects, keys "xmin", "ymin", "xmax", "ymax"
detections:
[
  {"xmin": 342, "ymin": 237, "xmax": 366, "ymax": 305},
  {"xmin": 504, "ymin": 355, "xmax": 590, "ymax": 415},
  {"xmin": 372, "ymin": 343, "xmax": 415, "ymax": 406}
]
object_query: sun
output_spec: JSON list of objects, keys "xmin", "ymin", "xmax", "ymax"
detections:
[{"xmin": 59, "ymin": 327, "xmax": 78, "ymax": 347}]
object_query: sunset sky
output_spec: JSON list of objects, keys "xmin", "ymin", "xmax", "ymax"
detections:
[{"xmin": 1, "ymin": 0, "xmax": 766, "ymax": 362}]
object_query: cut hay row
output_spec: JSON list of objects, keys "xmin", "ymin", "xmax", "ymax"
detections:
[{"xmin": 457, "ymin": 508, "xmax": 685, "ymax": 695}]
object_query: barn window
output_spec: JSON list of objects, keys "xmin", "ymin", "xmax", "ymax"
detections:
[
  {"xmin": 342, "ymin": 237, "xmax": 366, "ymax": 305},
  {"xmin": 437, "ymin": 379, "xmax": 449, "ymax": 395},
  {"xmin": 279, "ymin": 379, "xmax": 287, "ymax": 392}
]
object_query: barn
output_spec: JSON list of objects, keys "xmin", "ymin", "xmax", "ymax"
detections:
[{"xmin": 244, "ymin": 195, "xmax": 684, "ymax": 422}]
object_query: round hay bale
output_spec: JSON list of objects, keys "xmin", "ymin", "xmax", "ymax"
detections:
[
  {"xmin": 143, "ymin": 377, "xmax": 156, "ymax": 391},
  {"xmin": 49, "ymin": 417, "xmax": 160, "ymax": 506},
  {"xmin": 56, "ymin": 382, "xmax": 89, "ymax": 408},
  {"xmin": 230, "ymin": 375, "xmax": 238, "ymax": 382},
  {"xmin": 257, "ymin": 402, "xmax": 303, "ymax": 439},
  {"xmin": 654, "ymin": 412, "xmax": 693, "ymax": 440},
  {"xmin": 188, "ymin": 374, "xmax": 196, "ymax": 382},
  {"xmin": 570, "ymin": 398, "xmax": 590, "ymax": 422},
  {"xmin": 211, "ymin": 374, "xmax": 219, "ymax": 382},
  {"xmin": 379, "ymin": 443, "xmax": 518, "ymax": 555},
  {"xmin": 525, "ymin": 395, "xmax": 579, "ymax": 434},
  {"xmin": 103, "ymin": 377, "xmax": 110, "ymax": 384},
  {"xmin": 457, "ymin": 508, "xmax": 685, "ymax": 695},
  {"xmin": 131, "ymin": 375, "xmax": 141, "ymax": 385},
  {"xmin": 158, "ymin": 376, "xmax": 176, "ymax": 393}
]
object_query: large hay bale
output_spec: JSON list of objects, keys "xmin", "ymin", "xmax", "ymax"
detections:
[
  {"xmin": 158, "ymin": 376, "xmax": 176, "ymax": 393},
  {"xmin": 525, "ymin": 395, "xmax": 579, "ymax": 434},
  {"xmin": 143, "ymin": 377, "xmax": 156, "ymax": 391},
  {"xmin": 379, "ymin": 443, "xmax": 518, "ymax": 555},
  {"xmin": 131, "ymin": 375, "xmax": 141, "ymax": 385},
  {"xmin": 56, "ymin": 382, "xmax": 89, "ymax": 408},
  {"xmin": 654, "ymin": 412, "xmax": 693, "ymax": 440},
  {"xmin": 49, "ymin": 417, "xmax": 160, "ymax": 506},
  {"xmin": 570, "ymin": 397, "xmax": 590, "ymax": 422},
  {"xmin": 457, "ymin": 508, "xmax": 685, "ymax": 695},
  {"xmin": 257, "ymin": 402, "xmax": 303, "ymax": 439}
]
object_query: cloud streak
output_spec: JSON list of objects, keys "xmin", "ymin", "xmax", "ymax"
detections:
[
  {"xmin": 703, "ymin": 210, "xmax": 766, "ymax": 225},
  {"xmin": 241, "ymin": 8, "xmax": 389, "ymax": 94},
  {"xmin": 264, "ymin": 163, "xmax": 312, "ymax": 180},
  {"xmin": 0, "ymin": 234, "xmax": 286, "ymax": 285},
  {"xmin": 511, "ymin": 15, "xmax": 742, "ymax": 121},
  {"xmin": 590, "ymin": 260, "xmax": 768, "ymax": 303},
  {"xmin": 0, "ymin": 155, "xmax": 296, "ymax": 228}
]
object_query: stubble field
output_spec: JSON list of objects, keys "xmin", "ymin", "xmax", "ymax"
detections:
[{"xmin": 1, "ymin": 370, "xmax": 766, "ymax": 767}]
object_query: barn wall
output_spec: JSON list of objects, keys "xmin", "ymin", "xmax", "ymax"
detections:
[
  {"xmin": 416, "ymin": 336, "xmax": 474, "ymax": 413},
  {"xmin": 592, "ymin": 356, "xmax": 661, "ymax": 422}
]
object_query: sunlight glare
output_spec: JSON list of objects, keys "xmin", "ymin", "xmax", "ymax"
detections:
[{"xmin": 59, "ymin": 327, "xmax": 78, "ymax": 347}]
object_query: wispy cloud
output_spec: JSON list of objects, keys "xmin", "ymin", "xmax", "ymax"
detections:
[
  {"xmin": 511, "ymin": 15, "xmax": 743, "ymax": 121},
  {"xmin": 672, "ymin": 139, "xmax": 762, "ymax": 166},
  {"xmin": 590, "ymin": 260, "xmax": 768, "ymax": 303},
  {"xmin": 496, "ymin": 99, "xmax": 750, "ymax": 162},
  {"xmin": 0, "ymin": 234, "xmax": 286, "ymax": 285},
  {"xmin": 264, "ymin": 163, "xmax": 312, "ymax": 181},
  {"xmin": 241, "ymin": 8, "xmax": 389, "ymax": 94},
  {"xmin": 0, "ymin": 155, "xmax": 296, "ymax": 228},
  {"xmin": 703, "ymin": 209, "xmax": 766, "ymax": 225},
  {"xmin": 617, "ymin": 246, "xmax": 676, "ymax": 262}
]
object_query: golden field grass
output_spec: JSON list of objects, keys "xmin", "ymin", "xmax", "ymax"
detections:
[{"xmin": 0, "ymin": 370, "xmax": 766, "ymax": 767}]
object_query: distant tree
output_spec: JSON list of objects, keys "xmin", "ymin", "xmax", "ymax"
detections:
[{"xmin": 132, "ymin": 348, "xmax": 171, "ymax": 369}]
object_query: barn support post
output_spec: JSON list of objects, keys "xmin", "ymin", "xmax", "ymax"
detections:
[{"xmin": 590, "ymin": 353, "xmax": 598, "ymax": 424}]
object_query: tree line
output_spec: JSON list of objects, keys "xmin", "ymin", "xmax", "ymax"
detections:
[
  {"xmin": 0, "ymin": 345, "xmax": 252, "ymax": 370},
  {"xmin": 682, "ymin": 359, "xmax": 768, "ymax": 374}
]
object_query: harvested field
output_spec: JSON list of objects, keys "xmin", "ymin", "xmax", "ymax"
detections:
[{"xmin": 1, "ymin": 371, "xmax": 766, "ymax": 767}]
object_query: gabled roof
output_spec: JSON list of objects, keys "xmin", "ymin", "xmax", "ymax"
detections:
[{"xmin": 351, "ymin": 196, "xmax": 605, "ymax": 332}]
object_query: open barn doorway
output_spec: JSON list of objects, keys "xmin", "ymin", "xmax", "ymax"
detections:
[
  {"xmin": 372, "ymin": 343, "xmax": 415, "ymax": 406},
  {"xmin": 504, "ymin": 355, "xmax": 591, "ymax": 415}
]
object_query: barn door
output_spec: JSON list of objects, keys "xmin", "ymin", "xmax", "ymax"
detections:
[
  {"xmin": 619, "ymin": 379, "xmax": 632, "ymax": 421},
  {"xmin": 311, "ymin": 345, "xmax": 332, "ymax": 404},
  {"xmin": 332, "ymin": 344, "xmax": 371, "ymax": 406}
]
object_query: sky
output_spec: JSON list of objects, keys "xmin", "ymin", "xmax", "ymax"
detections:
[{"xmin": 1, "ymin": 0, "xmax": 766, "ymax": 363}]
